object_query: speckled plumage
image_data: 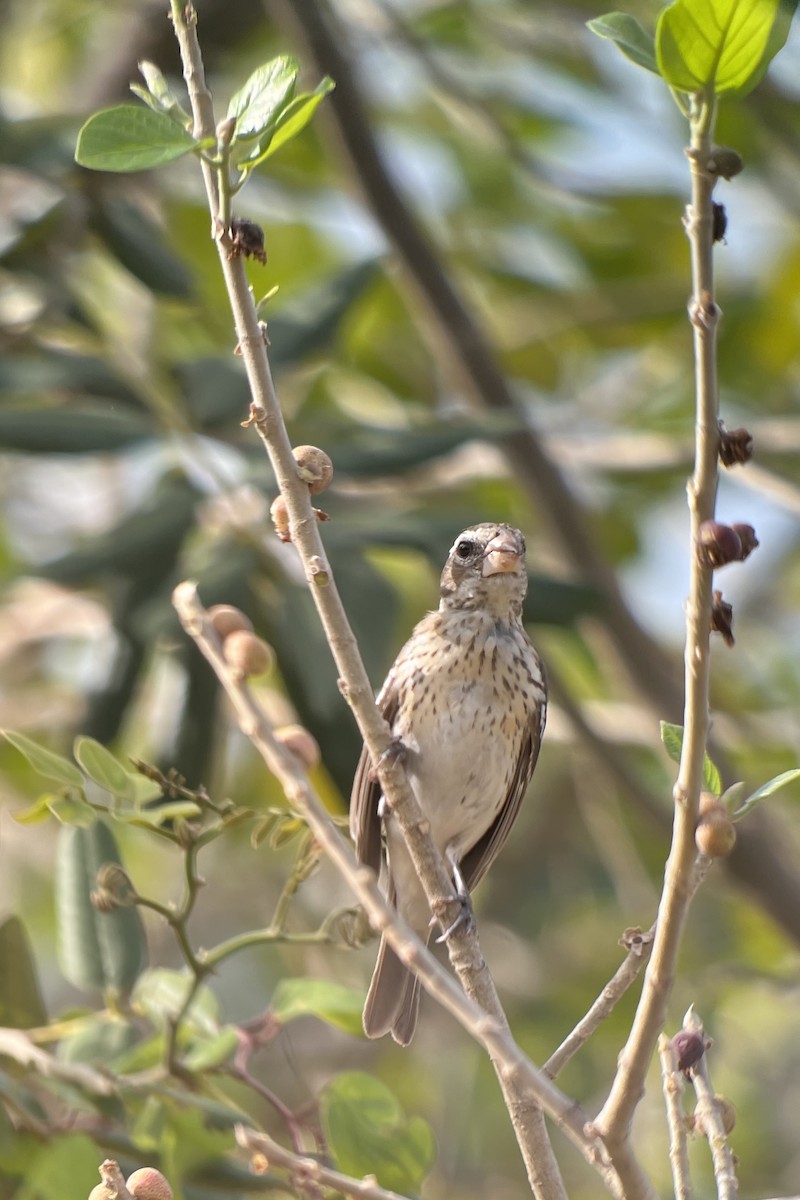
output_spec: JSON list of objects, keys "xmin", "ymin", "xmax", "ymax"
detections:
[{"xmin": 350, "ymin": 524, "xmax": 547, "ymax": 1045}]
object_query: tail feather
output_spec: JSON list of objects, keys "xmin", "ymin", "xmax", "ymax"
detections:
[{"xmin": 363, "ymin": 937, "xmax": 423, "ymax": 1046}]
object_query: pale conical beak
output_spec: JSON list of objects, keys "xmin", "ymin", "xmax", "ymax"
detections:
[{"xmin": 481, "ymin": 534, "xmax": 523, "ymax": 577}]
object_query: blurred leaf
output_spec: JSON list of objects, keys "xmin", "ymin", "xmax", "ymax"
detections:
[
  {"xmin": 271, "ymin": 977, "xmax": 364, "ymax": 1035},
  {"xmin": 656, "ymin": 0, "xmax": 791, "ymax": 97},
  {"xmin": 121, "ymin": 800, "xmax": 202, "ymax": 826},
  {"xmin": 11, "ymin": 795, "xmax": 53, "ymax": 825},
  {"xmin": 13, "ymin": 1133, "xmax": 100, "ymax": 1200},
  {"xmin": 75, "ymin": 105, "xmax": 200, "ymax": 172},
  {"xmin": 46, "ymin": 791, "xmax": 96, "ymax": 827},
  {"xmin": 2, "ymin": 730, "xmax": 84, "ymax": 788},
  {"xmin": 524, "ymin": 575, "xmax": 603, "ymax": 626},
  {"xmin": 268, "ymin": 260, "xmax": 380, "ymax": 369},
  {"xmin": 732, "ymin": 768, "xmax": 800, "ymax": 822},
  {"xmin": 321, "ymin": 1072, "xmax": 436, "ymax": 1194},
  {"xmin": 57, "ymin": 1015, "xmax": 139, "ymax": 1064},
  {"xmin": 228, "ymin": 57, "xmax": 298, "ymax": 139},
  {"xmin": 131, "ymin": 968, "xmax": 219, "ymax": 1037},
  {"xmin": 0, "ymin": 351, "xmax": 141, "ymax": 404},
  {"xmin": 0, "ymin": 917, "xmax": 47, "ymax": 1028},
  {"xmin": 587, "ymin": 12, "xmax": 658, "ymax": 73},
  {"xmin": 0, "ymin": 406, "xmax": 155, "ymax": 453},
  {"xmin": 73, "ymin": 736, "xmax": 136, "ymax": 802},
  {"xmin": 240, "ymin": 78, "xmax": 335, "ymax": 169},
  {"xmin": 56, "ymin": 822, "xmax": 147, "ymax": 995},
  {"xmin": 90, "ymin": 197, "xmax": 193, "ymax": 296},
  {"xmin": 182, "ymin": 1026, "xmax": 239, "ymax": 1071},
  {"xmin": 660, "ymin": 721, "xmax": 722, "ymax": 795}
]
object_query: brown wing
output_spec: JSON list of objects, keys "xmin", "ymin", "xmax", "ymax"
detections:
[
  {"xmin": 459, "ymin": 693, "xmax": 546, "ymax": 893},
  {"xmin": 349, "ymin": 684, "xmax": 400, "ymax": 874}
]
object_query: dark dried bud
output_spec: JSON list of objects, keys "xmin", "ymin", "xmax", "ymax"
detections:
[
  {"xmin": 671, "ymin": 1029, "xmax": 706, "ymax": 1074},
  {"xmin": 710, "ymin": 590, "xmax": 734, "ymax": 647},
  {"xmin": 730, "ymin": 523, "xmax": 758, "ymax": 560},
  {"xmin": 228, "ymin": 217, "xmax": 267, "ymax": 265},
  {"xmin": 696, "ymin": 520, "xmax": 742, "ymax": 568},
  {"xmin": 712, "ymin": 202, "xmax": 727, "ymax": 244},
  {"xmin": 718, "ymin": 421, "xmax": 754, "ymax": 467},
  {"xmin": 706, "ymin": 146, "xmax": 744, "ymax": 180}
]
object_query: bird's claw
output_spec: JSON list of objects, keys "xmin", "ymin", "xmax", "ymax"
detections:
[
  {"xmin": 368, "ymin": 737, "xmax": 407, "ymax": 782},
  {"xmin": 433, "ymin": 892, "xmax": 475, "ymax": 943}
]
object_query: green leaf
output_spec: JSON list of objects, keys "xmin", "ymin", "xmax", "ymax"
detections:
[
  {"xmin": 122, "ymin": 800, "xmax": 202, "ymax": 826},
  {"xmin": 75, "ymin": 105, "xmax": 199, "ymax": 172},
  {"xmin": 587, "ymin": 12, "xmax": 659, "ymax": 73},
  {"xmin": 56, "ymin": 822, "xmax": 147, "ymax": 995},
  {"xmin": 238, "ymin": 78, "xmax": 335, "ymax": 170},
  {"xmin": 182, "ymin": 1026, "xmax": 239, "ymax": 1071},
  {"xmin": 0, "ymin": 917, "xmax": 48, "ymax": 1029},
  {"xmin": 12, "ymin": 796, "xmax": 54, "ymax": 825},
  {"xmin": 0, "ymin": 406, "xmax": 155, "ymax": 454},
  {"xmin": 659, "ymin": 721, "xmax": 722, "ymax": 795},
  {"xmin": 73, "ymin": 736, "xmax": 136, "ymax": 802},
  {"xmin": 57, "ymin": 1016, "xmax": 140, "ymax": 1064},
  {"xmin": 131, "ymin": 969, "xmax": 219, "ymax": 1037},
  {"xmin": 2, "ymin": 730, "xmax": 84, "ymax": 788},
  {"xmin": 731, "ymin": 768, "xmax": 800, "ymax": 821},
  {"xmin": 321, "ymin": 1072, "xmax": 436, "ymax": 1194},
  {"xmin": 90, "ymin": 198, "xmax": 193, "ymax": 297},
  {"xmin": 46, "ymin": 792, "xmax": 97, "ymax": 828},
  {"xmin": 13, "ymin": 1134, "xmax": 100, "ymax": 1200},
  {"xmin": 656, "ymin": 0, "xmax": 791, "ymax": 97},
  {"xmin": 227, "ymin": 57, "xmax": 299, "ymax": 139},
  {"xmin": 271, "ymin": 978, "xmax": 364, "ymax": 1035}
]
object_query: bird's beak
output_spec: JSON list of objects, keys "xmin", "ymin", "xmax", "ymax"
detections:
[{"xmin": 481, "ymin": 533, "xmax": 523, "ymax": 577}]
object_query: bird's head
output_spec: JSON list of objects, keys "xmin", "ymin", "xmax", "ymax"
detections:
[{"xmin": 439, "ymin": 524, "xmax": 528, "ymax": 619}]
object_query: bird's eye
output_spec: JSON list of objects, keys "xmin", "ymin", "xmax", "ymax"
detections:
[{"xmin": 455, "ymin": 539, "xmax": 474, "ymax": 559}]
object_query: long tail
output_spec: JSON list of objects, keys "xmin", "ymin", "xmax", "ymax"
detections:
[{"xmin": 363, "ymin": 936, "xmax": 424, "ymax": 1046}]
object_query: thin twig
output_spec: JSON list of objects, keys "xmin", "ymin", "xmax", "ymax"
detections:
[
  {"xmin": 658, "ymin": 1034, "xmax": 693, "ymax": 1200},
  {"xmin": 684, "ymin": 1010, "xmax": 739, "ymax": 1200},
  {"xmin": 595, "ymin": 97, "xmax": 722, "ymax": 1194},
  {"xmin": 171, "ymin": 582, "xmax": 621, "ymax": 1194},
  {"xmin": 236, "ymin": 1124, "xmax": 411, "ymax": 1200},
  {"xmin": 544, "ymin": 927, "xmax": 655, "ymax": 1080}
]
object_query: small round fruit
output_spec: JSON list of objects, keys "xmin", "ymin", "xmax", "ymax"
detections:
[
  {"xmin": 126, "ymin": 1169, "xmax": 173, "ymax": 1200},
  {"xmin": 275, "ymin": 724, "xmax": 321, "ymax": 770},
  {"xmin": 224, "ymin": 630, "xmax": 275, "ymax": 680},
  {"xmin": 696, "ymin": 809, "xmax": 737, "ymax": 858},
  {"xmin": 706, "ymin": 146, "xmax": 744, "ymax": 180},
  {"xmin": 696, "ymin": 520, "xmax": 742, "ymax": 568},
  {"xmin": 270, "ymin": 495, "xmax": 290, "ymax": 542},
  {"xmin": 208, "ymin": 604, "xmax": 253, "ymax": 640},
  {"xmin": 293, "ymin": 445, "xmax": 334, "ymax": 495}
]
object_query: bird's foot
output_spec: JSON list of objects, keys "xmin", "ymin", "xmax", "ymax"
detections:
[
  {"xmin": 433, "ymin": 860, "xmax": 474, "ymax": 942},
  {"xmin": 368, "ymin": 737, "xmax": 408, "ymax": 783}
]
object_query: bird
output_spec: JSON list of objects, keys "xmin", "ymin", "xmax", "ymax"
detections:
[{"xmin": 350, "ymin": 523, "xmax": 547, "ymax": 1045}]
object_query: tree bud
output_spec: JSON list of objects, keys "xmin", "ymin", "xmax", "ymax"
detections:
[
  {"xmin": 275, "ymin": 724, "xmax": 321, "ymax": 770},
  {"xmin": 126, "ymin": 1169, "xmax": 173, "ymax": 1200},
  {"xmin": 270, "ymin": 495, "xmax": 290, "ymax": 542},
  {"xmin": 208, "ymin": 604, "xmax": 254, "ymax": 640},
  {"xmin": 671, "ymin": 1028, "xmax": 706, "ymax": 1074},
  {"xmin": 696, "ymin": 807, "xmax": 737, "ymax": 858},
  {"xmin": 696, "ymin": 521, "xmax": 742, "ymax": 568},
  {"xmin": 223, "ymin": 630, "xmax": 275, "ymax": 680},
  {"xmin": 706, "ymin": 146, "xmax": 744, "ymax": 179},
  {"xmin": 292, "ymin": 445, "xmax": 334, "ymax": 495},
  {"xmin": 730, "ymin": 523, "xmax": 758, "ymax": 560}
]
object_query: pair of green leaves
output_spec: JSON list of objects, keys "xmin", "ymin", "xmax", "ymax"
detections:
[
  {"xmin": 75, "ymin": 55, "xmax": 333, "ymax": 175},
  {"xmin": 660, "ymin": 722, "xmax": 800, "ymax": 820},
  {"xmin": 590, "ymin": 0, "xmax": 796, "ymax": 99}
]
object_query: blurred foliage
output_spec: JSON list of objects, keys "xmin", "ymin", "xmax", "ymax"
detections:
[{"xmin": 1, "ymin": 1, "xmax": 800, "ymax": 1198}]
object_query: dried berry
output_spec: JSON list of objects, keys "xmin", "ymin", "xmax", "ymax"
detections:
[
  {"xmin": 671, "ymin": 1029, "xmax": 706, "ymax": 1074},
  {"xmin": 730, "ymin": 523, "xmax": 759, "ymax": 561},
  {"xmin": 293, "ymin": 445, "xmax": 334, "ymax": 495},
  {"xmin": 223, "ymin": 630, "xmax": 275, "ymax": 680},
  {"xmin": 710, "ymin": 590, "xmax": 734, "ymax": 647},
  {"xmin": 718, "ymin": 421, "xmax": 754, "ymax": 467},
  {"xmin": 706, "ymin": 146, "xmax": 744, "ymax": 180},
  {"xmin": 270, "ymin": 495, "xmax": 290, "ymax": 542},
  {"xmin": 228, "ymin": 217, "xmax": 267, "ymax": 265},
  {"xmin": 275, "ymin": 724, "xmax": 321, "ymax": 770},
  {"xmin": 696, "ymin": 521, "xmax": 742, "ymax": 568},
  {"xmin": 126, "ymin": 1170, "xmax": 174, "ymax": 1200},
  {"xmin": 712, "ymin": 202, "xmax": 727, "ymax": 244},
  {"xmin": 696, "ymin": 808, "xmax": 737, "ymax": 858},
  {"xmin": 208, "ymin": 604, "xmax": 254, "ymax": 640}
]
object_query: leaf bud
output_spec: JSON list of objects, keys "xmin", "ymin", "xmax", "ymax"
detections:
[
  {"xmin": 670, "ymin": 1028, "xmax": 706, "ymax": 1074},
  {"xmin": 292, "ymin": 445, "xmax": 334, "ymax": 495},
  {"xmin": 274, "ymin": 724, "xmax": 321, "ymax": 770},
  {"xmin": 270, "ymin": 495, "xmax": 290, "ymax": 542},
  {"xmin": 208, "ymin": 604, "xmax": 254, "ymax": 640},
  {"xmin": 706, "ymin": 146, "xmax": 744, "ymax": 180},
  {"xmin": 223, "ymin": 630, "xmax": 275, "ymax": 680},
  {"xmin": 718, "ymin": 421, "xmax": 754, "ymax": 467},
  {"xmin": 696, "ymin": 807, "xmax": 737, "ymax": 858},
  {"xmin": 695, "ymin": 520, "xmax": 742, "ymax": 568},
  {"xmin": 126, "ymin": 1169, "xmax": 174, "ymax": 1200}
]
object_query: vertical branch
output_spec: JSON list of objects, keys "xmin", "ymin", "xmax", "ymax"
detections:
[
  {"xmin": 658, "ymin": 1035, "xmax": 693, "ymax": 1200},
  {"xmin": 595, "ymin": 95, "xmax": 721, "ymax": 1181}
]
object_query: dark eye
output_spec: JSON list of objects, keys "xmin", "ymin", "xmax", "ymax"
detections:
[{"xmin": 455, "ymin": 539, "xmax": 474, "ymax": 559}]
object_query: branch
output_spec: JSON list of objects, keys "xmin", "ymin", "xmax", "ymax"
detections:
[
  {"xmin": 171, "ymin": 582, "xmax": 619, "ymax": 1195},
  {"xmin": 658, "ymin": 1035, "xmax": 693, "ymax": 1200},
  {"xmin": 684, "ymin": 1010, "xmax": 739, "ymax": 1200},
  {"xmin": 595, "ymin": 99, "xmax": 722, "ymax": 1181}
]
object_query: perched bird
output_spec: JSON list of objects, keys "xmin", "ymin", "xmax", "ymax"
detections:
[{"xmin": 350, "ymin": 523, "xmax": 547, "ymax": 1045}]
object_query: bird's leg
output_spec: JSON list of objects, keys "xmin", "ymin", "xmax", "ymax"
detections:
[
  {"xmin": 368, "ymin": 737, "xmax": 408, "ymax": 783},
  {"xmin": 434, "ymin": 850, "xmax": 475, "ymax": 942}
]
